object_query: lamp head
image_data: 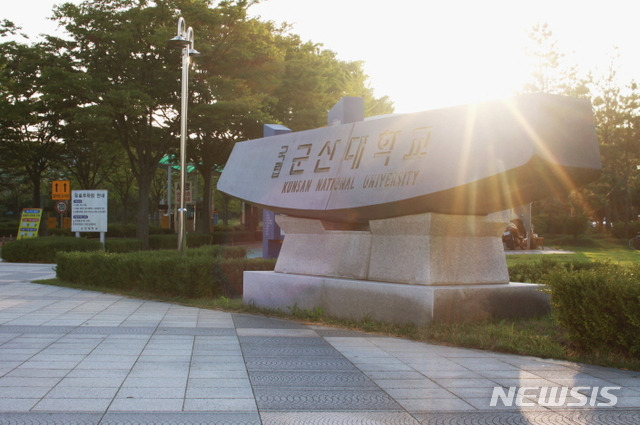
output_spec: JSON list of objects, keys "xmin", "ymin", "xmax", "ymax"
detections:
[
  {"xmin": 168, "ymin": 17, "xmax": 190, "ymax": 48},
  {"xmin": 168, "ymin": 34, "xmax": 190, "ymax": 48}
]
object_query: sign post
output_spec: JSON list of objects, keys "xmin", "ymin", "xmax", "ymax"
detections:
[
  {"xmin": 51, "ymin": 180, "xmax": 71, "ymax": 229},
  {"xmin": 55, "ymin": 201, "xmax": 67, "ymax": 229},
  {"xmin": 71, "ymin": 190, "xmax": 108, "ymax": 248}
]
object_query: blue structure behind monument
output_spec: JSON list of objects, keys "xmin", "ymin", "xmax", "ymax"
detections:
[
  {"xmin": 327, "ymin": 96, "xmax": 364, "ymax": 126},
  {"xmin": 262, "ymin": 124, "xmax": 290, "ymax": 259}
]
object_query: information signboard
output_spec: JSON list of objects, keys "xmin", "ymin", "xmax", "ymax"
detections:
[
  {"xmin": 71, "ymin": 190, "xmax": 108, "ymax": 232},
  {"xmin": 16, "ymin": 208, "xmax": 43, "ymax": 239}
]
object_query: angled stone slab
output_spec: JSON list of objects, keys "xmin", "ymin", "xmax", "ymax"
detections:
[{"xmin": 219, "ymin": 94, "xmax": 601, "ymax": 223}]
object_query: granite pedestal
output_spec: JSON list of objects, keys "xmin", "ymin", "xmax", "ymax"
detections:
[{"xmin": 244, "ymin": 213, "xmax": 550, "ymax": 324}]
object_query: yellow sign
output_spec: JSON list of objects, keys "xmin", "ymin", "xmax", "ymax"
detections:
[
  {"xmin": 17, "ymin": 208, "xmax": 43, "ymax": 240},
  {"xmin": 52, "ymin": 180, "xmax": 71, "ymax": 200}
]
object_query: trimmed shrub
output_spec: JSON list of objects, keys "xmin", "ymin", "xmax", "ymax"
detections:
[
  {"xmin": 0, "ymin": 220, "xmax": 19, "ymax": 237},
  {"xmin": 1, "ymin": 236, "xmax": 101, "ymax": 263},
  {"xmin": 105, "ymin": 224, "xmax": 137, "ymax": 238},
  {"xmin": 104, "ymin": 238, "xmax": 145, "ymax": 253},
  {"xmin": 211, "ymin": 231, "xmax": 261, "ymax": 245},
  {"xmin": 214, "ymin": 258, "xmax": 278, "ymax": 296},
  {"xmin": 148, "ymin": 233, "xmax": 215, "ymax": 250},
  {"xmin": 148, "ymin": 234, "xmax": 177, "ymax": 250},
  {"xmin": 47, "ymin": 228, "xmax": 73, "ymax": 237},
  {"xmin": 201, "ymin": 245, "xmax": 248, "ymax": 259},
  {"xmin": 508, "ymin": 257, "xmax": 599, "ymax": 283},
  {"xmin": 542, "ymin": 262, "xmax": 640, "ymax": 356},
  {"xmin": 56, "ymin": 245, "xmax": 273, "ymax": 298}
]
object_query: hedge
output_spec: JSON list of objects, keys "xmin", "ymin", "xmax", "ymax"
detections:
[
  {"xmin": 507, "ymin": 257, "xmax": 601, "ymax": 283},
  {"xmin": 211, "ymin": 231, "xmax": 261, "ymax": 245},
  {"xmin": 542, "ymin": 262, "xmax": 640, "ymax": 356},
  {"xmin": 56, "ymin": 246, "xmax": 275, "ymax": 298},
  {"xmin": 1, "ymin": 232, "xmax": 256, "ymax": 262},
  {"xmin": 0, "ymin": 236, "xmax": 145, "ymax": 262},
  {"xmin": 149, "ymin": 233, "xmax": 215, "ymax": 250},
  {"xmin": 0, "ymin": 219, "xmax": 19, "ymax": 238},
  {"xmin": 104, "ymin": 238, "xmax": 146, "ymax": 253},
  {"xmin": 1, "ymin": 236, "xmax": 101, "ymax": 263}
]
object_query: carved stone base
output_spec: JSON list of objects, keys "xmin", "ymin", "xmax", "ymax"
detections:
[
  {"xmin": 243, "ymin": 272, "xmax": 550, "ymax": 324},
  {"xmin": 245, "ymin": 212, "xmax": 550, "ymax": 324},
  {"xmin": 274, "ymin": 212, "xmax": 509, "ymax": 285}
]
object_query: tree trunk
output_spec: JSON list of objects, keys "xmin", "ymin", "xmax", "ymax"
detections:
[
  {"xmin": 136, "ymin": 173, "xmax": 151, "ymax": 248},
  {"xmin": 29, "ymin": 173, "xmax": 42, "ymax": 208},
  {"xmin": 197, "ymin": 167, "xmax": 213, "ymax": 234},
  {"xmin": 221, "ymin": 193, "xmax": 230, "ymax": 228}
]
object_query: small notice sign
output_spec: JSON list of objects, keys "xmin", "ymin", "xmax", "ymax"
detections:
[
  {"xmin": 71, "ymin": 190, "xmax": 108, "ymax": 232},
  {"xmin": 175, "ymin": 181, "xmax": 192, "ymax": 205},
  {"xmin": 52, "ymin": 180, "xmax": 71, "ymax": 200},
  {"xmin": 16, "ymin": 208, "xmax": 43, "ymax": 239}
]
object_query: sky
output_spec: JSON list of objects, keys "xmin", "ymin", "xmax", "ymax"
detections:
[{"xmin": 4, "ymin": 0, "xmax": 640, "ymax": 113}]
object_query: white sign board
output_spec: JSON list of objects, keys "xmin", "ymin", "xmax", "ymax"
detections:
[{"xmin": 71, "ymin": 190, "xmax": 108, "ymax": 232}]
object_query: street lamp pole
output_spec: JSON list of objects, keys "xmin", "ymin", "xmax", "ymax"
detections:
[{"xmin": 169, "ymin": 17, "xmax": 200, "ymax": 254}]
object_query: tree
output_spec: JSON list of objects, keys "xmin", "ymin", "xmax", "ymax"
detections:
[
  {"xmin": 14, "ymin": 0, "xmax": 393, "ymax": 239},
  {"xmin": 183, "ymin": 2, "xmax": 393, "ymax": 232},
  {"xmin": 103, "ymin": 156, "xmax": 138, "ymax": 224},
  {"xmin": 265, "ymin": 34, "xmax": 393, "ymax": 131},
  {"xmin": 190, "ymin": 2, "xmax": 393, "ymax": 232},
  {"xmin": 591, "ymin": 61, "xmax": 640, "ymax": 235},
  {"xmin": 51, "ymin": 0, "xmax": 183, "ymax": 246},
  {"xmin": 183, "ymin": 1, "xmax": 275, "ymax": 232},
  {"xmin": 522, "ymin": 23, "xmax": 589, "ymax": 97},
  {"xmin": 521, "ymin": 23, "xmax": 595, "ymax": 236},
  {"xmin": 58, "ymin": 103, "xmax": 122, "ymax": 190},
  {"xmin": 0, "ymin": 38, "xmax": 68, "ymax": 207}
]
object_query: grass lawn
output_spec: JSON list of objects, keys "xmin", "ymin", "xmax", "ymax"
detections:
[
  {"xmin": 507, "ymin": 233, "xmax": 640, "ymax": 266},
  {"xmin": 37, "ymin": 232, "xmax": 640, "ymax": 372}
]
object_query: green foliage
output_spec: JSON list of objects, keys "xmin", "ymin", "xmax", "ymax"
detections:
[
  {"xmin": 211, "ymin": 231, "xmax": 260, "ymax": 245},
  {"xmin": 191, "ymin": 245, "xmax": 248, "ymax": 260},
  {"xmin": 1, "ymin": 236, "xmax": 101, "ymax": 263},
  {"xmin": 507, "ymin": 257, "xmax": 600, "ymax": 283},
  {"xmin": 533, "ymin": 212, "xmax": 591, "ymax": 237},
  {"xmin": 1, "ymin": 230, "xmax": 251, "ymax": 260},
  {"xmin": 104, "ymin": 238, "xmax": 145, "ymax": 253},
  {"xmin": 213, "ymin": 258, "xmax": 279, "ymax": 297},
  {"xmin": 541, "ymin": 234, "xmax": 601, "ymax": 248},
  {"xmin": 56, "ymin": 247, "xmax": 276, "ymax": 298},
  {"xmin": 611, "ymin": 220, "xmax": 640, "ymax": 239},
  {"xmin": 287, "ymin": 304, "xmax": 325, "ymax": 321},
  {"xmin": 0, "ymin": 220, "xmax": 19, "ymax": 237},
  {"xmin": 0, "ymin": 40, "xmax": 68, "ymax": 208},
  {"xmin": 148, "ymin": 233, "xmax": 217, "ymax": 250},
  {"xmin": 542, "ymin": 263, "xmax": 640, "ymax": 356},
  {"xmin": 47, "ymin": 228, "xmax": 73, "ymax": 237},
  {"xmin": 148, "ymin": 231, "xmax": 259, "ymax": 249},
  {"xmin": 104, "ymin": 224, "xmax": 137, "ymax": 238}
]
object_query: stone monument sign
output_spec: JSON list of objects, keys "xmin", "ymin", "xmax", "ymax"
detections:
[{"xmin": 218, "ymin": 94, "xmax": 601, "ymax": 324}]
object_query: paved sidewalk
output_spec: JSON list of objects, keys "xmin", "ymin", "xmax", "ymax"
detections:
[{"xmin": 0, "ymin": 262, "xmax": 639, "ymax": 424}]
